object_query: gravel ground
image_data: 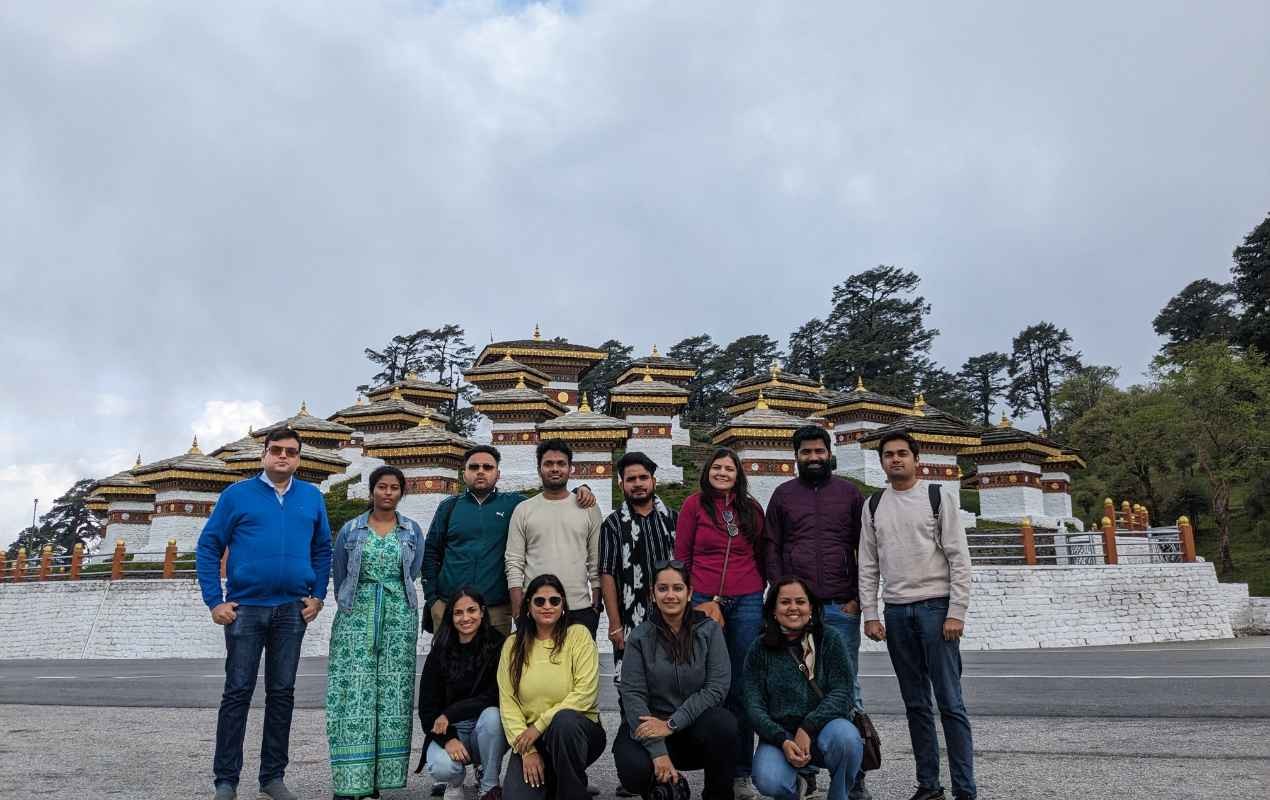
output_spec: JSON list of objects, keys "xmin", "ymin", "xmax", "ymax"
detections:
[{"xmin": 1, "ymin": 706, "xmax": 1266, "ymax": 799}]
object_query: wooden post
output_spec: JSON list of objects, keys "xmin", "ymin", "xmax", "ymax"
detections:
[
  {"xmin": 70, "ymin": 543, "xmax": 83, "ymax": 581},
  {"xmin": 110, "ymin": 539, "xmax": 126, "ymax": 581},
  {"xmin": 0, "ymin": 551, "xmax": 6, "ymax": 582},
  {"xmin": 1103, "ymin": 498, "xmax": 1116, "ymax": 530},
  {"xmin": 162, "ymin": 539, "xmax": 177, "ymax": 579},
  {"xmin": 1101, "ymin": 516, "xmax": 1119, "ymax": 565},
  {"xmin": 1021, "ymin": 517, "xmax": 1037, "ymax": 565},
  {"xmin": 1120, "ymin": 500, "xmax": 1133, "ymax": 530},
  {"xmin": 1178, "ymin": 516, "xmax": 1197, "ymax": 563},
  {"xmin": 14, "ymin": 548, "xmax": 26, "ymax": 583},
  {"xmin": 38, "ymin": 545, "xmax": 52, "ymax": 581},
  {"xmin": 1141, "ymin": 505, "xmax": 1151, "ymax": 529}
]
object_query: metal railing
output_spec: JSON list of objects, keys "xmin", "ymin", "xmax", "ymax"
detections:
[
  {"xmin": 0, "ymin": 539, "xmax": 204, "ymax": 584},
  {"xmin": 965, "ymin": 517, "xmax": 1197, "ymax": 566}
]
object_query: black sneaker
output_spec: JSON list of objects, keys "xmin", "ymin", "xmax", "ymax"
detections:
[
  {"xmin": 431, "ymin": 784, "xmax": 446, "ymax": 798},
  {"xmin": 616, "ymin": 785, "xmax": 639, "ymax": 797},
  {"xmin": 802, "ymin": 774, "xmax": 818, "ymax": 799},
  {"xmin": 906, "ymin": 788, "xmax": 946, "ymax": 800}
]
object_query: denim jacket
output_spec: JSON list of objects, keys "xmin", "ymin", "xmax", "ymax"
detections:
[{"xmin": 332, "ymin": 511, "xmax": 425, "ymax": 611}]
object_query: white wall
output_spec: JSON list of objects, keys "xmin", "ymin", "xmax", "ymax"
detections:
[{"xmin": 0, "ymin": 561, "xmax": 1250, "ymax": 659}]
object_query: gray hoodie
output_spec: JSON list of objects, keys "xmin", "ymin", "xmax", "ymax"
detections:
[{"xmin": 618, "ymin": 610, "xmax": 730, "ymax": 757}]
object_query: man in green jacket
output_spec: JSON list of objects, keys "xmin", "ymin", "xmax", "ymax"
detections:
[{"xmin": 422, "ymin": 445, "xmax": 593, "ymax": 637}]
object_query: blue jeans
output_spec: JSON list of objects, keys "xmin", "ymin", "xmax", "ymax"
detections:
[
  {"xmin": 884, "ymin": 597, "xmax": 976, "ymax": 799},
  {"xmin": 752, "ymin": 719, "xmax": 863, "ymax": 800},
  {"xmin": 426, "ymin": 707, "xmax": 507, "ymax": 795},
  {"xmin": 213, "ymin": 601, "xmax": 307, "ymax": 789},
  {"xmin": 821, "ymin": 604, "xmax": 864, "ymax": 711},
  {"xmin": 693, "ymin": 590, "xmax": 763, "ymax": 778}
]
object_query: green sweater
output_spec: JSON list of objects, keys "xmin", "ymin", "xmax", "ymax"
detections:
[
  {"xmin": 741, "ymin": 626, "xmax": 856, "ymax": 746},
  {"xmin": 421, "ymin": 489, "xmax": 525, "ymax": 608}
]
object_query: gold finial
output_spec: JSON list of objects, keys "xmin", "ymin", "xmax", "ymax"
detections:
[
  {"xmin": 756, "ymin": 390, "xmax": 770, "ymax": 410},
  {"xmin": 1104, "ymin": 498, "xmax": 1114, "ymax": 507},
  {"xmin": 134, "ymin": 453, "xmax": 142, "ymax": 468},
  {"xmin": 515, "ymin": 374, "xmax": 527, "ymax": 389},
  {"xmin": 248, "ymin": 424, "xmax": 254, "ymax": 434},
  {"xmin": 579, "ymin": 393, "xmax": 592, "ymax": 413},
  {"xmin": 1178, "ymin": 515, "xmax": 1190, "ymax": 526},
  {"xmin": 417, "ymin": 412, "xmax": 435, "ymax": 428},
  {"xmin": 1121, "ymin": 500, "xmax": 1131, "ymax": 510},
  {"xmin": 643, "ymin": 366, "xmax": 654, "ymax": 383},
  {"xmin": 997, "ymin": 414, "xmax": 1012, "ymax": 428},
  {"xmin": 1101, "ymin": 516, "xmax": 1112, "ymax": 527},
  {"xmin": 390, "ymin": 385, "xmax": 404, "ymax": 401},
  {"xmin": 501, "ymin": 350, "xmax": 513, "ymax": 361},
  {"xmin": 405, "ymin": 371, "xmax": 418, "ymax": 381},
  {"xmin": 533, "ymin": 323, "xmax": 542, "ymax": 341},
  {"xmin": 1022, "ymin": 516, "xmax": 1032, "ymax": 527},
  {"xmin": 189, "ymin": 436, "xmax": 202, "ymax": 454},
  {"xmin": 651, "ymin": 344, "xmax": 660, "ymax": 356},
  {"xmin": 912, "ymin": 392, "xmax": 926, "ymax": 416},
  {"xmin": 856, "ymin": 375, "xmax": 865, "ymax": 391},
  {"xmin": 298, "ymin": 401, "xmax": 309, "ymax": 416},
  {"xmin": 770, "ymin": 359, "xmax": 781, "ymax": 376}
]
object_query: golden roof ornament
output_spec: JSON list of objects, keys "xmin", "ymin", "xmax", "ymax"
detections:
[
  {"xmin": 533, "ymin": 324, "xmax": 542, "ymax": 341},
  {"xmin": 770, "ymin": 359, "xmax": 782, "ymax": 377},
  {"xmin": 579, "ymin": 393, "xmax": 592, "ymax": 413},
  {"xmin": 651, "ymin": 344, "xmax": 660, "ymax": 356},
  {"xmin": 405, "ymin": 371, "xmax": 418, "ymax": 381},
  {"xmin": 135, "ymin": 453, "xmax": 142, "ymax": 468},
  {"xmin": 189, "ymin": 436, "xmax": 202, "ymax": 455},
  {"xmin": 643, "ymin": 366, "xmax": 654, "ymax": 383},
  {"xmin": 912, "ymin": 393, "xmax": 926, "ymax": 417},
  {"xmin": 856, "ymin": 375, "xmax": 865, "ymax": 391},
  {"xmin": 515, "ymin": 374, "xmax": 527, "ymax": 389},
  {"xmin": 997, "ymin": 414, "xmax": 1012, "ymax": 428},
  {"xmin": 501, "ymin": 350, "xmax": 514, "ymax": 361},
  {"xmin": 390, "ymin": 386, "xmax": 404, "ymax": 401},
  {"xmin": 756, "ymin": 390, "xmax": 770, "ymax": 410},
  {"xmin": 298, "ymin": 401, "xmax": 309, "ymax": 416},
  {"xmin": 248, "ymin": 424, "xmax": 254, "ymax": 434}
]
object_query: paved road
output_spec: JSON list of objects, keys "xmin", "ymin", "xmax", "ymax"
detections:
[
  {"xmin": 1, "ymin": 638, "xmax": 1267, "ymax": 717},
  {"xmin": 1, "ymin": 639, "xmax": 1267, "ymax": 799}
]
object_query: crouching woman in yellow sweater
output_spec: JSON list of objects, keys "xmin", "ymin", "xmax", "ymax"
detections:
[{"xmin": 498, "ymin": 573, "xmax": 605, "ymax": 800}]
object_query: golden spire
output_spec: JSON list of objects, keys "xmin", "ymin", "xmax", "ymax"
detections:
[
  {"xmin": 856, "ymin": 375, "xmax": 865, "ymax": 391},
  {"xmin": 515, "ymin": 374, "xmax": 527, "ymax": 389},
  {"xmin": 912, "ymin": 393, "xmax": 926, "ymax": 417},
  {"xmin": 501, "ymin": 350, "xmax": 513, "ymax": 361},
  {"xmin": 189, "ymin": 436, "xmax": 202, "ymax": 455},
  {"xmin": 390, "ymin": 385, "xmax": 404, "ymax": 401},
  {"xmin": 533, "ymin": 323, "xmax": 542, "ymax": 341},
  {"xmin": 405, "ymin": 371, "xmax": 418, "ymax": 381},
  {"xmin": 651, "ymin": 344, "xmax": 660, "ymax": 357},
  {"xmin": 417, "ymin": 411, "xmax": 435, "ymax": 428},
  {"xmin": 756, "ymin": 390, "xmax": 770, "ymax": 410},
  {"xmin": 997, "ymin": 414, "xmax": 1012, "ymax": 428},
  {"xmin": 248, "ymin": 424, "xmax": 254, "ymax": 434},
  {"xmin": 579, "ymin": 393, "xmax": 592, "ymax": 413},
  {"xmin": 643, "ymin": 366, "xmax": 654, "ymax": 383},
  {"xmin": 134, "ymin": 453, "xmax": 142, "ymax": 468},
  {"xmin": 770, "ymin": 359, "xmax": 781, "ymax": 376},
  {"xmin": 298, "ymin": 401, "xmax": 309, "ymax": 416}
]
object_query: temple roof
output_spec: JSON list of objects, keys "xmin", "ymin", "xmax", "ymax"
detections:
[
  {"xmin": 90, "ymin": 467, "xmax": 154, "ymax": 494},
  {"xmin": 961, "ymin": 417, "xmax": 1064, "ymax": 458},
  {"xmin": 859, "ymin": 413, "xmax": 982, "ymax": 448},
  {"xmin": 255, "ymin": 403, "xmax": 355, "ymax": 437},
  {"xmin": 472, "ymin": 385, "xmax": 569, "ymax": 411},
  {"xmin": 538, "ymin": 397, "xmax": 631, "ymax": 433},
  {"xmin": 367, "ymin": 374, "xmax": 453, "ymax": 398},
  {"xmin": 1045, "ymin": 447, "xmax": 1088, "ymax": 471},
  {"xmin": 134, "ymin": 438, "xmax": 238, "ymax": 481},
  {"xmin": 823, "ymin": 378, "xmax": 911, "ymax": 414},
  {"xmin": 363, "ymin": 422, "xmax": 478, "ymax": 452},
  {"xmin": 329, "ymin": 394, "xmax": 450, "ymax": 426},
  {"xmin": 220, "ymin": 444, "xmax": 350, "ymax": 470},
  {"xmin": 463, "ymin": 355, "xmax": 551, "ymax": 384},
  {"xmin": 608, "ymin": 376, "xmax": 691, "ymax": 399},
  {"xmin": 711, "ymin": 396, "xmax": 807, "ymax": 443},
  {"xmin": 473, "ymin": 327, "xmax": 607, "ymax": 368},
  {"xmin": 210, "ymin": 432, "xmax": 259, "ymax": 460},
  {"xmin": 733, "ymin": 366, "xmax": 822, "ymax": 394}
]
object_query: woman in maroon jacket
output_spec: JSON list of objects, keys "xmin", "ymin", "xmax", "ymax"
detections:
[{"xmin": 674, "ymin": 447, "xmax": 767, "ymax": 798}]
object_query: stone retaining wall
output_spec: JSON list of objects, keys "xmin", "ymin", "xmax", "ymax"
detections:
[{"xmin": 0, "ymin": 562, "xmax": 1248, "ymax": 660}]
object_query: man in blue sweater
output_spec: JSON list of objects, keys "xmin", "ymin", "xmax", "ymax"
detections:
[{"xmin": 196, "ymin": 427, "xmax": 332, "ymax": 800}]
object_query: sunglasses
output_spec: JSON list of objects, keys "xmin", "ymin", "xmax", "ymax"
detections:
[
  {"xmin": 532, "ymin": 595, "xmax": 563, "ymax": 608},
  {"xmin": 653, "ymin": 558, "xmax": 686, "ymax": 571},
  {"xmin": 267, "ymin": 445, "xmax": 300, "ymax": 458},
  {"xmin": 722, "ymin": 509, "xmax": 740, "ymax": 538}
]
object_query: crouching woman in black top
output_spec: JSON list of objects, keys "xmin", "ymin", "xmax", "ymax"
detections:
[
  {"xmin": 613, "ymin": 559, "xmax": 737, "ymax": 800},
  {"xmin": 417, "ymin": 586, "xmax": 508, "ymax": 800}
]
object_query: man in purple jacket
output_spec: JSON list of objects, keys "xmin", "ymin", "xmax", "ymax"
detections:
[{"xmin": 765, "ymin": 423, "xmax": 870, "ymax": 800}]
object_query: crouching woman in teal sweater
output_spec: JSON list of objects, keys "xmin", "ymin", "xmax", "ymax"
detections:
[{"xmin": 742, "ymin": 577, "xmax": 864, "ymax": 800}]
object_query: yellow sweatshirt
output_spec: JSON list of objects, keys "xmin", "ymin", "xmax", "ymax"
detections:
[{"xmin": 497, "ymin": 624, "xmax": 600, "ymax": 752}]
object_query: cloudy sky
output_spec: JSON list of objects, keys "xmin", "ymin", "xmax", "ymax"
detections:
[{"xmin": 2, "ymin": 1, "xmax": 1268, "ymax": 545}]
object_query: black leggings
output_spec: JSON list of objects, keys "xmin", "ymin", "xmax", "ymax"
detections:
[
  {"xmin": 612, "ymin": 706, "xmax": 738, "ymax": 800},
  {"xmin": 504, "ymin": 710, "xmax": 605, "ymax": 800}
]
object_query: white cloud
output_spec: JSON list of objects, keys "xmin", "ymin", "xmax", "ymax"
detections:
[
  {"xmin": 93, "ymin": 393, "xmax": 130, "ymax": 416},
  {"xmin": 0, "ymin": 448, "xmax": 132, "ymax": 547},
  {"xmin": 191, "ymin": 400, "xmax": 278, "ymax": 449}
]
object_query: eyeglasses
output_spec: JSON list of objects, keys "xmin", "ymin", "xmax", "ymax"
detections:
[
  {"xmin": 653, "ymin": 558, "xmax": 686, "ymax": 571},
  {"xmin": 722, "ymin": 509, "xmax": 740, "ymax": 538},
  {"xmin": 532, "ymin": 595, "xmax": 563, "ymax": 608},
  {"xmin": 267, "ymin": 445, "xmax": 300, "ymax": 458}
]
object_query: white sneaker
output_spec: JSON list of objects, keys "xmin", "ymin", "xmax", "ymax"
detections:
[
  {"xmin": 734, "ymin": 777, "xmax": 761, "ymax": 800},
  {"xmin": 444, "ymin": 782, "xmax": 467, "ymax": 800}
]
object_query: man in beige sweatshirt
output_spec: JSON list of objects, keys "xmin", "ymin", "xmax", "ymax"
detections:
[
  {"xmin": 506, "ymin": 438, "xmax": 603, "ymax": 637},
  {"xmin": 859, "ymin": 431, "xmax": 976, "ymax": 800}
]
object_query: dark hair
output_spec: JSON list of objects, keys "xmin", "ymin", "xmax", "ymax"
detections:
[
  {"xmin": 698, "ymin": 447, "xmax": 763, "ymax": 547},
  {"xmin": 536, "ymin": 438, "xmax": 573, "ymax": 465},
  {"xmin": 436, "ymin": 585, "xmax": 501, "ymax": 654},
  {"xmin": 263, "ymin": 427, "xmax": 303, "ymax": 451},
  {"xmin": 365, "ymin": 465, "xmax": 407, "ymax": 510},
  {"xmin": 877, "ymin": 431, "xmax": 920, "ymax": 458},
  {"xmin": 760, "ymin": 575, "xmax": 823, "ymax": 648},
  {"xmin": 650, "ymin": 562, "xmax": 695, "ymax": 665},
  {"xmin": 463, "ymin": 445, "xmax": 501, "ymax": 466},
  {"xmin": 508, "ymin": 574, "xmax": 571, "ymax": 699},
  {"xmin": 616, "ymin": 451, "xmax": 658, "ymax": 479},
  {"xmin": 792, "ymin": 424, "xmax": 832, "ymax": 453}
]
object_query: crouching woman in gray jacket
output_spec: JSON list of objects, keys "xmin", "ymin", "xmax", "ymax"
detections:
[{"xmin": 613, "ymin": 559, "xmax": 737, "ymax": 800}]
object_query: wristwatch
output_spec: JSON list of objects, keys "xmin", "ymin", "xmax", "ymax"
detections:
[{"xmin": 666, "ymin": 717, "xmax": 678, "ymax": 732}]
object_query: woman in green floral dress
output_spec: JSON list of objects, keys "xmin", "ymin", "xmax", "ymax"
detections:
[{"xmin": 327, "ymin": 465, "xmax": 425, "ymax": 799}]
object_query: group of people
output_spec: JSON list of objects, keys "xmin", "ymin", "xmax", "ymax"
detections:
[{"xmin": 195, "ymin": 421, "xmax": 977, "ymax": 800}]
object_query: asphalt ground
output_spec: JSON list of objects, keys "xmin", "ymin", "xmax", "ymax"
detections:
[{"xmin": 0, "ymin": 639, "xmax": 1267, "ymax": 799}]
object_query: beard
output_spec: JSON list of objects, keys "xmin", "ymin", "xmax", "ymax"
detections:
[
  {"xmin": 798, "ymin": 460, "xmax": 830, "ymax": 480},
  {"xmin": 542, "ymin": 475, "xmax": 569, "ymax": 490}
]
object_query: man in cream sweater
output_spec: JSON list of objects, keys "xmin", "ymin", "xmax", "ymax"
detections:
[
  {"xmin": 506, "ymin": 438, "xmax": 603, "ymax": 637},
  {"xmin": 859, "ymin": 431, "xmax": 976, "ymax": 800}
]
